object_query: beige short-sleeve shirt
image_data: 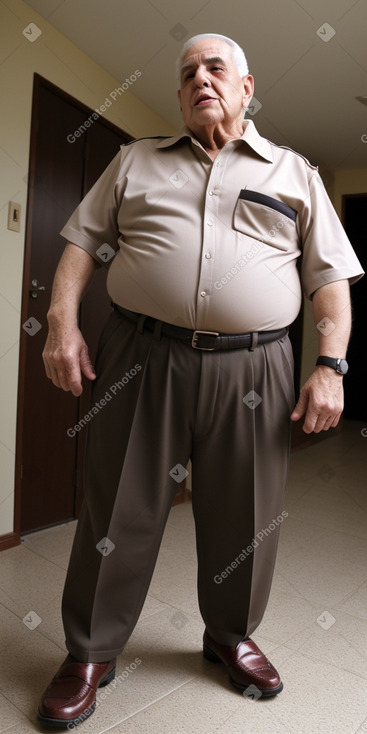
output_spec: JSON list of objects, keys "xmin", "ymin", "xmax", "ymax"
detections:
[{"xmin": 60, "ymin": 120, "xmax": 364, "ymax": 333}]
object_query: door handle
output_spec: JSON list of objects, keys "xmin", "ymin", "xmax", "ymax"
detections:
[{"xmin": 30, "ymin": 279, "xmax": 46, "ymax": 299}]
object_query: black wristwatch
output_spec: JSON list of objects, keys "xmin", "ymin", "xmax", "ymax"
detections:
[{"xmin": 316, "ymin": 356, "xmax": 349, "ymax": 375}]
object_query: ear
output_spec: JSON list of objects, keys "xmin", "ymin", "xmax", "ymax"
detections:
[
  {"xmin": 242, "ymin": 74, "xmax": 255, "ymax": 108},
  {"xmin": 177, "ymin": 88, "xmax": 183, "ymax": 112}
]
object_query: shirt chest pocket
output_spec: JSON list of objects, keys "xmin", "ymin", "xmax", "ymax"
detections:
[{"xmin": 233, "ymin": 189, "xmax": 298, "ymax": 252}]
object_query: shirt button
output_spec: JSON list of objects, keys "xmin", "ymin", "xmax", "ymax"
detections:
[
  {"xmin": 200, "ymin": 291, "xmax": 206, "ymax": 298},
  {"xmin": 207, "ymin": 220, "xmax": 213, "ymax": 226},
  {"xmin": 215, "ymin": 161, "xmax": 222, "ymax": 167},
  {"xmin": 209, "ymin": 190, "xmax": 214, "ymax": 196},
  {"xmin": 205, "ymin": 252, "xmax": 211, "ymax": 259}
]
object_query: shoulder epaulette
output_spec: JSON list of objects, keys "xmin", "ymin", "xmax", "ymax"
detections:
[
  {"xmin": 123, "ymin": 136, "xmax": 171, "ymax": 146},
  {"xmin": 268, "ymin": 141, "xmax": 318, "ymax": 170}
]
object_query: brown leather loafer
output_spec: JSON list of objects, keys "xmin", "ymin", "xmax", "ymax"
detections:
[
  {"xmin": 37, "ymin": 654, "xmax": 116, "ymax": 728},
  {"xmin": 203, "ymin": 630, "xmax": 283, "ymax": 697}
]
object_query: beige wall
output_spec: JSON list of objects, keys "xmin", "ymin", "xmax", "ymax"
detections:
[{"xmin": 0, "ymin": 0, "xmax": 177, "ymax": 537}]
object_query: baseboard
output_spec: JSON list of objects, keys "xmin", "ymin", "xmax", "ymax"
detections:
[
  {"xmin": 172, "ymin": 486, "xmax": 192, "ymax": 505},
  {"xmin": 0, "ymin": 531, "xmax": 20, "ymax": 551}
]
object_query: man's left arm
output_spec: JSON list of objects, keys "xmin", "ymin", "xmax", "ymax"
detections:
[{"xmin": 290, "ymin": 279, "xmax": 351, "ymax": 434}]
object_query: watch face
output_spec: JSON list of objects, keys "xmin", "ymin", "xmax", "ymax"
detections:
[{"xmin": 337, "ymin": 359, "xmax": 349, "ymax": 375}]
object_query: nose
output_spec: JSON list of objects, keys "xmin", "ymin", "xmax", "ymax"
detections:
[{"xmin": 194, "ymin": 66, "xmax": 210, "ymax": 87}]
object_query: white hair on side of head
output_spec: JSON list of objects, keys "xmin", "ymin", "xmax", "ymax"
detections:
[{"xmin": 176, "ymin": 33, "xmax": 249, "ymax": 83}]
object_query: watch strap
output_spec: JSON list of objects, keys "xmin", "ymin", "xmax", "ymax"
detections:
[{"xmin": 316, "ymin": 356, "xmax": 348, "ymax": 374}]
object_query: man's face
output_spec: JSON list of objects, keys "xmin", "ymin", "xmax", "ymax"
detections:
[{"xmin": 177, "ymin": 38, "xmax": 254, "ymax": 133}]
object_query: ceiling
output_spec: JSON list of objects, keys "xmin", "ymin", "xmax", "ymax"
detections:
[{"xmin": 25, "ymin": 0, "xmax": 367, "ymax": 172}]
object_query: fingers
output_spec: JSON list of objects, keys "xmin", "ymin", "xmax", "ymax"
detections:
[
  {"xmin": 80, "ymin": 346, "xmax": 96, "ymax": 381},
  {"xmin": 320, "ymin": 414, "xmax": 340, "ymax": 431},
  {"xmin": 290, "ymin": 385, "xmax": 343, "ymax": 434},
  {"xmin": 43, "ymin": 351, "xmax": 83, "ymax": 396},
  {"xmin": 301, "ymin": 408, "xmax": 318, "ymax": 434},
  {"xmin": 64, "ymin": 361, "xmax": 84, "ymax": 396},
  {"xmin": 290, "ymin": 393, "xmax": 307, "ymax": 423},
  {"xmin": 330, "ymin": 413, "xmax": 342, "ymax": 429},
  {"xmin": 301, "ymin": 401, "xmax": 342, "ymax": 434},
  {"xmin": 42, "ymin": 334, "xmax": 95, "ymax": 397},
  {"xmin": 42, "ymin": 352, "xmax": 66, "ymax": 390}
]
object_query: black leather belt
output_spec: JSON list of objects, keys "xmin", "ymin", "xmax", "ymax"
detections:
[{"xmin": 113, "ymin": 304, "xmax": 288, "ymax": 351}]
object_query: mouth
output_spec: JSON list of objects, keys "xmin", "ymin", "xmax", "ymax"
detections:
[{"xmin": 194, "ymin": 94, "xmax": 217, "ymax": 106}]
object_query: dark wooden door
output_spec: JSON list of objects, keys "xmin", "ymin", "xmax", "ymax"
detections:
[{"xmin": 18, "ymin": 76, "xmax": 130, "ymax": 533}]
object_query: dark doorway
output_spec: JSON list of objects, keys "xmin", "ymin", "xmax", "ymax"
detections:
[{"xmin": 342, "ymin": 194, "xmax": 367, "ymax": 420}]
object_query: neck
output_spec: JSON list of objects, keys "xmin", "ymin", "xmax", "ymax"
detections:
[
  {"xmin": 188, "ymin": 120, "xmax": 244, "ymax": 161},
  {"xmin": 189, "ymin": 119, "xmax": 244, "ymax": 154}
]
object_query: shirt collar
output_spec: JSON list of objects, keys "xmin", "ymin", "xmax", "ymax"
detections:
[{"xmin": 155, "ymin": 120, "xmax": 273, "ymax": 163}]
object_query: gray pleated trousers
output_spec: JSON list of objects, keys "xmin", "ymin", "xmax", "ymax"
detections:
[{"xmin": 62, "ymin": 310, "xmax": 294, "ymax": 662}]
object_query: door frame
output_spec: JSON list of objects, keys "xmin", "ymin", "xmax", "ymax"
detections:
[
  {"xmin": 341, "ymin": 191, "xmax": 367, "ymax": 222},
  {"xmin": 341, "ymin": 192, "xmax": 367, "ymax": 420},
  {"xmin": 4, "ymin": 74, "xmax": 132, "ymax": 551}
]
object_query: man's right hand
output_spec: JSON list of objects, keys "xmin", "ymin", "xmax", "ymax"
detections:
[
  {"xmin": 42, "ymin": 323, "xmax": 96, "ymax": 397},
  {"xmin": 41, "ymin": 243, "xmax": 99, "ymax": 396}
]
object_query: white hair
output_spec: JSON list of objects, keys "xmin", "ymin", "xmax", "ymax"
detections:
[{"xmin": 176, "ymin": 33, "xmax": 249, "ymax": 84}]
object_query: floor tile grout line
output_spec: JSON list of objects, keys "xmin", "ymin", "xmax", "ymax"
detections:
[
  {"xmin": 19, "ymin": 544, "xmax": 73, "ymax": 572},
  {"xmin": 0, "ymin": 693, "xmax": 37, "ymax": 729},
  {"xmin": 281, "ymin": 643, "xmax": 367, "ymax": 683},
  {"xmin": 97, "ymin": 674, "xmax": 203, "ymax": 731},
  {"xmin": 335, "ymin": 582, "xmax": 367, "ymax": 611},
  {"xmin": 0, "ymin": 600, "xmax": 66, "ymax": 652}
]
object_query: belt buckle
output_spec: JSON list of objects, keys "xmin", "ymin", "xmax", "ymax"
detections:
[{"xmin": 191, "ymin": 330, "xmax": 220, "ymax": 350}]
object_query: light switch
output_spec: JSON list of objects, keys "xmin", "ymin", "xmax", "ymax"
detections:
[{"xmin": 8, "ymin": 201, "xmax": 21, "ymax": 232}]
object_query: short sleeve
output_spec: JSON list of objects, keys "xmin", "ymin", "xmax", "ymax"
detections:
[
  {"xmin": 299, "ymin": 171, "xmax": 364, "ymax": 298},
  {"xmin": 60, "ymin": 148, "xmax": 126, "ymax": 264}
]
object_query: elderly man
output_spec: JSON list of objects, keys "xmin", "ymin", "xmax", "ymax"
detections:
[{"xmin": 38, "ymin": 33, "xmax": 363, "ymax": 727}]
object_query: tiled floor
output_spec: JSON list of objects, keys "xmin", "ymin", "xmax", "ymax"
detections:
[{"xmin": 1, "ymin": 419, "xmax": 367, "ymax": 733}]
